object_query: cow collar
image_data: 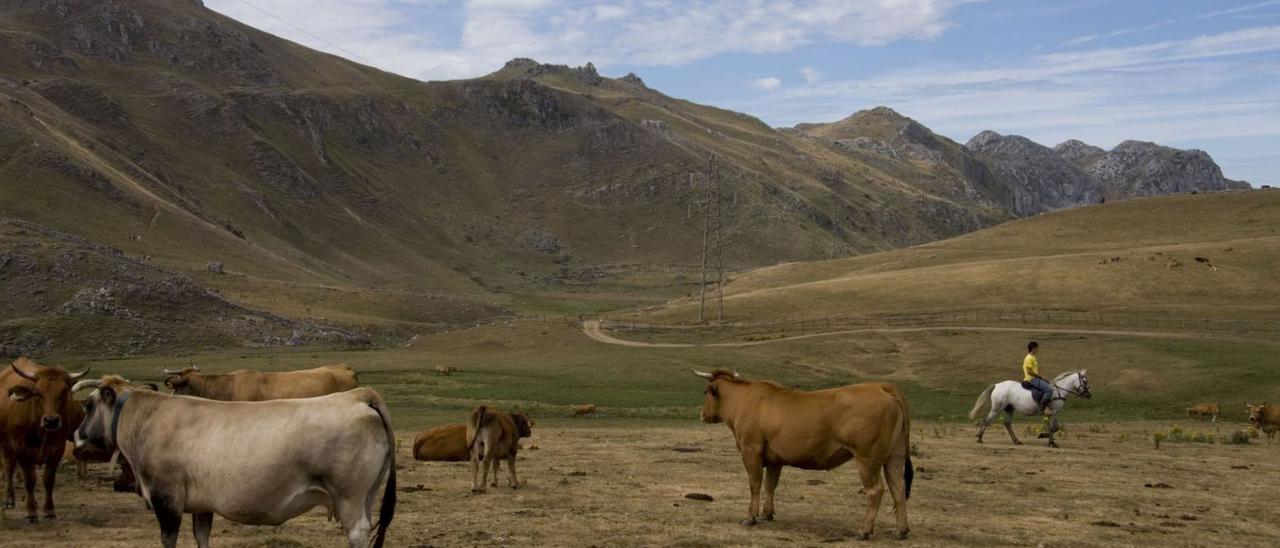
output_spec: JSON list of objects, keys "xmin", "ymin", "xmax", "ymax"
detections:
[{"xmin": 111, "ymin": 391, "xmax": 132, "ymax": 446}]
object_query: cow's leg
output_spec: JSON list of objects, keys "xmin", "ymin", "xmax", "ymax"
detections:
[
  {"xmin": 41, "ymin": 459, "xmax": 58, "ymax": 519},
  {"xmin": 479, "ymin": 455, "xmax": 492, "ymax": 492},
  {"xmin": 489, "ymin": 457, "xmax": 499, "ymax": 487},
  {"xmin": 151, "ymin": 491, "xmax": 184, "ymax": 548},
  {"xmin": 470, "ymin": 451, "xmax": 483, "ymax": 493},
  {"xmin": 853, "ymin": 456, "xmax": 885, "ymax": 540},
  {"xmin": 762, "ymin": 463, "xmax": 782, "ymax": 521},
  {"xmin": 3, "ymin": 450, "xmax": 16, "ymax": 509},
  {"xmin": 976, "ymin": 408, "xmax": 999, "ymax": 443},
  {"xmin": 334, "ymin": 493, "xmax": 373, "ymax": 548},
  {"xmin": 1003, "ymin": 410, "xmax": 1023, "ymax": 445},
  {"xmin": 19, "ymin": 460, "xmax": 38, "ymax": 522},
  {"xmin": 739, "ymin": 449, "xmax": 764, "ymax": 526},
  {"xmin": 507, "ymin": 454, "xmax": 519, "ymax": 489},
  {"xmin": 882, "ymin": 455, "xmax": 909, "ymax": 539},
  {"xmin": 77, "ymin": 459, "xmax": 88, "ymax": 479},
  {"xmin": 192, "ymin": 512, "xmax": 213, "ymax": 548}
]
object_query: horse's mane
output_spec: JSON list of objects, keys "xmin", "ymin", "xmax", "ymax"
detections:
[{"xmin": 1053, "ymin": 370, "xmax": 1081, "ymax": 382}]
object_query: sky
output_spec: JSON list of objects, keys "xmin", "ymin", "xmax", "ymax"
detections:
[{"xmin": 205, "ymin": 0, "xmax": 1280, "ymax": 186}]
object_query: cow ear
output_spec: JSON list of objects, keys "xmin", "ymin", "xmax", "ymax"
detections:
[
  {"xmin": 7, "ymin": 386, "xmax": 36, "ymax": 401},
  {"xmin": 142, "ymin": 383, "xmax": 160, "ymax": 392},
  {"xmin": 99, "ymin": 386, "xmax": 117, "ymax": 406}
]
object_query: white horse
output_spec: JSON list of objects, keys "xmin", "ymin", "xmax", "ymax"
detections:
[{"xmin": 968, "ymin": 370, "xmax": 1091, "ymax": 447}]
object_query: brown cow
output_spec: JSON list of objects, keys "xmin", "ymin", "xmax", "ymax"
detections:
[
  {"xmin": 162, "ymin": 364, "xmax": 357, "ymax": 401},
  {"xmin": 0, "ymin": 357, "xmax": 89, "ymax": 522},
  {"xmin": 466, "ymin": 406, "xmax": 533, "ymax": 492},
  {"xmin": 571, "ymin": 404, "xmax": 597, "ymax": 417},
  {"xmin": 693, "ymin": 369, "xmax": 912, "ymax": 539},
  {"xmin": 413, "ymin": 424, "xmax": 503, "ymax": 473},
  {"xmin": 1248, "ymin": 403, "xmax": 1280, "ymax": 441},
  {"xmin": 1185, "ymin": 402, "xmax": 1221, "ymax": 423}
]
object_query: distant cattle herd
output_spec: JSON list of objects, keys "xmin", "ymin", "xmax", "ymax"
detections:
[{"xmin": 0, "ymin": 356, "xmax": 1276, "ymax": 546}]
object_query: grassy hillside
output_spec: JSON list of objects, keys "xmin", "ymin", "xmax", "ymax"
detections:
[{"xmin": 628, "ymin": 190, "xmax": 1280, "ymax": 323}]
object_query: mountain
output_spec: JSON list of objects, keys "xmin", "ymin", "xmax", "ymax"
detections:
[
  {"xmin": 0, "ymin": 0, "xmax": 1252, "ymax": 355},
  {"xmin": 794, "ymin": 108, "xmax": 1249, "ymax": 217}
]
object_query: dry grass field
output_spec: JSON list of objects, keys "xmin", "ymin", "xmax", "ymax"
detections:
[{"xmin": 2, "ymin": 421, "xmax": 1278, "ymax": 547}]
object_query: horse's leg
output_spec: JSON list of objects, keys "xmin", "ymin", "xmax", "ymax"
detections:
[
  {"xmin": 1003, "ymin": 409, "xmax": 1023, "ymax": 445},
  {"xmin": 1046, "ymin": 413, "xmax": 1060, "ymax": 448},
  {"xmin": 976, "ymin": 398, "xmax": 1000, "ymax": 443}
]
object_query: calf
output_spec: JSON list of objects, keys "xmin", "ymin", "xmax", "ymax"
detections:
[
  {"xmin": 1185, "ymin": 402, "xmax": 1220, "ymax": 423},
  {"xmin": 571, "ymin": 404, "xmax": 597, "ymax": 417},
  {"xmin": 1248, "ymin": 403, "xmax": 1280, "ymax": 441},
  {"xmin": 466, "ymin": 406, "xmax": 533, "ymax": 492},
  {"xmin": 433, "ymin": 366, "xmax": 457, "ymax": 376}
]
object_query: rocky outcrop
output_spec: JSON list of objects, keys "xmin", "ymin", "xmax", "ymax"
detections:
[
  {"xmin": 1080, "ymin": 140, "xmax": 1249, "ymax": 197},
  {"xmin": 965, "ymin": 131, "xmax": 1102, "ymax": 215}
]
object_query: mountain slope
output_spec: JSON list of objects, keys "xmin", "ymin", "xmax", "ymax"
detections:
[{"xmin": 626, "ymin": 190, "xmax": 1280, "ymax": 324}]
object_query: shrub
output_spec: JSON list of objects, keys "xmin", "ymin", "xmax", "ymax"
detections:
[
  {"xmin": 1154, "ymin": 425, "xmax": 1214, "ymax": 448},
  {"xmin": 1225, "ymin": 430, "xmax": 1252, "ymax": 445}
]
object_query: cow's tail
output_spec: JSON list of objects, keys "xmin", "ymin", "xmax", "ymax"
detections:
[
  {"xmin": 969, "ymin": 384, "xmax": 996, "ymax": 420},
  {"xmin": 367, "ymin": 394, "xmax": 396, "ymax": 548},
  {"xmin": 889, "ymin": 384, "xmax": 913, "ymax": 501},
  {"xmin": 466, "ymin": 405, "xmax": 488, "ymax": 453}
]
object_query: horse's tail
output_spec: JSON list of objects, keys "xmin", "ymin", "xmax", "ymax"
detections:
[{"xmin": 969, "ymin": 384, "xmax": 996, "ymax": 420}]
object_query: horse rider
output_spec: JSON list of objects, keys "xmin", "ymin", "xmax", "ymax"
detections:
[{"xmin": 1023, "ymin": 341, "xmax": 1054, "ymax": 414}]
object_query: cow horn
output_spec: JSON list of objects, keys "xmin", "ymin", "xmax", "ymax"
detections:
[
  {"xmin": 732, "ymin": 370, "xmax": 741, "ymax": 379},
  {"xmin": 68, "ymin": 367, "xmax": 90, "ymax": 380},
  {"xmin": 162, "ymin": 367, "xmax": 182, "ymax": 375},
  {"xmin": 10, "ymin": 362, "xmax": 37, "ymax": 381},
  {"xmin": 71, "ymin": 379, "xmax": 102, "ymax": 393},
  {"xmin": 191, "ymin": 365, "xmax": 200, "ymax": 372},
  {"xmin": 691, "ymin": 369, "xmax": 714, "ymax": 379}
]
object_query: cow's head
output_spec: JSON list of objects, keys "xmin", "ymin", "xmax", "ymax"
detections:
[
  {"xmin": 1247, "ymin": 403, "xmax": 1268, "ymax": 427},
  {"xmin": 8, "ymin": 358, "xmax": 89, "ymax": 432},
  {"xmin": 512, "ymin": 413, "xmax": 534, "ymax": 438},
  {"xmin": 72, "ymin": 375, "xmax": 154, "ymax": 452},
  {"xmin": 162, "ymin": 366, "xmax": 200, "ymax": 394},
  {"xmin": 692, "ymin": 369, "xmax": 741, "ymax": 424}
]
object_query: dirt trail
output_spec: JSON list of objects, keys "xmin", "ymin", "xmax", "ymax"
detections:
[{"xmin": 581, "ymin": 320, "xmax": 1209, "ymax": 348}]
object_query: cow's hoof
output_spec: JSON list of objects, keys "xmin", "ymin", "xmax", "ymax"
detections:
[
  {"xmin": 2, "ymin": 502, "xmax": 13, "ymax": 509},
  {"xmin": 740, "ymin": 518, "xmax": 757, "ymax": 527},
  {"xmin": 42, "ymin": 513, "xmax": 56, "ymax": 520},
  {"xmin": 897, "ymin": 529, "xmax": 910, "ymax": 540},
  {"xmin": 763, "ymin": 513, "xmax": 774, "ymax": 521},
  {"xmin": 854, "ymin": 531, "xmax": 871, "ymax": 541},
  {"xmin": 23, "ymin": 516, "xmax": 38, "ymax": 524},
  {"xmin": 1013, "ymin": 440, "xmax": 1023, "ymax": 446},
  {"xmin": 975, "ymin": 438, "xmax": 983, "ymax": 444}
]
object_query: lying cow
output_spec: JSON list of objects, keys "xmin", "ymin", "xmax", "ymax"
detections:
[
  {"xmin": 1248, "ymin": 403, "xmax": 1280, "ymax": 441},
  {"xmin": 466, "ymin": 406, "xmax": 533, "ymax": 492},
  {"xmin": 74, "ymin": 385, "xmax": 397, "ymax": 548},
  {"xmin": 0, "ymin": 358, "xmax": 89, "ymax": 522},
  {"xmin": 413, "ymin": 424, "xmax": 504, "ymax": 474},
  {"xmin": 433, "ymin": 366, "xmax": 457, "ymax": 376},
  {"xmin": 571, "ymin": 404, "xmax": 597, "ymax": 417},
  {"xmin": 162, "ymin": 364, "xmax": 357, "ymax": 401},
  {"xmin": 693, "ymin": 369, "xmax": 912, "ymax": 540},
  {"xmin": 1185, "ymin": 402, "xmax": 1220, "ymax": 423}
]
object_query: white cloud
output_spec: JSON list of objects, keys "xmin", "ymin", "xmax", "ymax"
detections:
[
  {"xmin": 1061, "ymin": 0, "xmax": 1280, "ymax": 46},
  {"xmin": 752, "ymin": 77, "xmax": 782, "ymax": 90},
  {"xmin": 206, "ymin": 0, "xmax": 963, "ymax": 80},
  {"xmin": 799, "ymin": 66, "xmax": 821, "ymax": 84}
]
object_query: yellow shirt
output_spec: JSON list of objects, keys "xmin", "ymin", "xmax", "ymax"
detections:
[{"xmin": 1023, "ymin": 354, "xmax": 1040, "ymax": 382}]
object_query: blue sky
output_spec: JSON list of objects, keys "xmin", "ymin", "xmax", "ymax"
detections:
[{"xmin": 207, "ymin": 0, "xmax": 1280, "ymax": 185}]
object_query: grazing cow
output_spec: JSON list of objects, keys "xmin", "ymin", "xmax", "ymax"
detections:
[
  {"xmin": 433, "ymin": 366, "xmax": 457, "ymax": 376},
  {"xmin": 74, "ymin": 385, "xmax": 396, "ymax": 548},
  {"xmin": 1185, "ymin": 402, "xmax": 1221, "ymax": 423},
  {"xmin": 0, "ymin": 357, "xmax": 90, "ymax": 522},
  {"xmin": 571, "ymin": 404, "xmax": 597, "ymax": 417},
  {"xmin": 693, "ymin": 369, "xmax": 913, "ymax": 540},
  {"xmin": 162, "ymin": 364, "xmax": 357, "ymax": 401},
  {"xmin": 466, "ymin": 406, "xmax": 533, "ymax": 492},
  {"xmin": 1247, "ymin": 403, "xmax": 1280, "ymax": 441}
]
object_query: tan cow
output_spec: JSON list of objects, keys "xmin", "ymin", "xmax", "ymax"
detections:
[
  {"xmin": 71, "ymin": 375, "xmax": 158, "ymax": 494},
  {"xmin": 466, "ymin": 406, "xmax": 533, "ymax": 492},
  {"xmin": 74, "ymin": 385, "xmax": 396, "ymax": 548},
  {"xmin": 1185, "ymin": 402, "xmax": 1220, "ymax": 423},
  {"xmin": 1248, "ymin": 403, "xmax": 1280, "ymax": 441},
  {"xmin": 571, "ymin": 404, "xmax": 597, "ymax": 417},
  {"xmin": 0, "ymin": 357, "xmax": 89, "ymax": 522},
  {"xmin": 693, "ymin": 369, "xmax": 912, "ymax": 540},
  {"xmin": 413, "ymin": 424, "xmax": 468, "ymax": 461},
  {"xmin": 162, "ymin": 364, "xmax": 357, "ymax": 401},
  {"xmin": 433, "ymin": 366, "xmax": 457, "ymax": 376}
]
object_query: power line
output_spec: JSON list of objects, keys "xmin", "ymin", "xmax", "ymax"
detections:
[{"xmin": 234, "ymin": 0, "xmax": 374, "ymax": 65}]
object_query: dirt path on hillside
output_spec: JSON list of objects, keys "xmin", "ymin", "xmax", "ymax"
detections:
[{"xmin": 581, "ymin": 320, "xmax": 1209, "ymax": 348}]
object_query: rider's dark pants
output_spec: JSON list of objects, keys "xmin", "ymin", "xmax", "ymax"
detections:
[{"xmin": 1028, "ymin": 377, "xmax": 1054, "ymax": 406}]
